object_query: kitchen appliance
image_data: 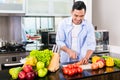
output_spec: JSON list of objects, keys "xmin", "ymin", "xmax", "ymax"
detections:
[
  {"xmin": 0, "ymin": 42, "xmax": 29, "ymax": 70},
  {"xmin": 95, "ymin": 30, "xmax": 109, "ymax": 53},
  {"xmin": 41, "ymin": 31, "xmax": 56, "ymax": 49},
  {"xmin": 0, "ymin": 42, "xmax": 26, "ymax": 53},
  {"xmin": 48, "ymin": 32, "xmax": 56, "ymax": 46}
]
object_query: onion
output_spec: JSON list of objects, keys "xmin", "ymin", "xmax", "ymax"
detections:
[
  {"xmin": 91, "ymin": 63, "xmax": 99, "ymax": 70},
  {"xmin": 97, "ymin": 61, "xmax": 104, "ymax": 68}
]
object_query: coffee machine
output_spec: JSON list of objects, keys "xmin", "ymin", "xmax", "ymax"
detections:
[{"xmin": 95, "ymin": 30, "xmax": 109, "ymax": 52}]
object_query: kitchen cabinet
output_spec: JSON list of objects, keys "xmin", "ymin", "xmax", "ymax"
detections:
[
  {"xmin": 26, "ymin": 0, "xmax": 73, "ymax": 16},
  {"xmin": 0, "ymin": 0, "xmax": 25, "ymax": 16}
]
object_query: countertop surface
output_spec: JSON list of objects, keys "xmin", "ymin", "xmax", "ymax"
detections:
[{"xmin": 0, "ymin": 65, "xmax": 120, "ymax": 80}]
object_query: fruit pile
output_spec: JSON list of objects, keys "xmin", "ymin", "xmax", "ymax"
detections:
[
  {"xmin": 102, "ymin": 55, "xmax": 120, "ymax": 68},
  {"xmin": 91, "ymin": 55, "xmax": 118, "ymax": 70},
  {"xmin": 9, "ymin": 61, "xmax": 48, "ymax": 80},
  {"xmin": 91, "ymin": 58, "xmax": 105, "ymax": 70},
  {"xmin": 9, "ymin": 67, "xmax": 22, "ymax": 79},
  {"xmin": 18, "ymin": 65, "xmax": 37, "ymax": 80},
  {"xmin": 91, "ymin": 55, "xmax": 108, "ymax": 70},
  {"xmin": 9, "ymin": 49, "xmax": 53, "ymax": 80}
]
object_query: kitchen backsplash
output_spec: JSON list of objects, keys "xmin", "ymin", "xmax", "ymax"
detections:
[
  {"xmin": 0, "ymin": 16, "xmax": 9, "ymax": 40},
  {"xmin": 0, "ymin": 16, "xmax": 22, "ymax": 42}
]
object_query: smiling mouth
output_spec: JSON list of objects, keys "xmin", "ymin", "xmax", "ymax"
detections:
[{"xmin": 74, "ymin": 21, "xmax": 81, "ymax": 25}]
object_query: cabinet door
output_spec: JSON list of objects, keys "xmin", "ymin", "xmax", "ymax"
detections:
[
  {"xmin": 26, "ymin": 0, "xmax": 73, "ymax": 16},
  {"xmin": 51, "ymin": 0, "xmax": 73, "ymax": 16},
  {"xmin": 0, "ymin": 0, "xmax": 25, "ymax": 15},
  {"xmin": 26, "ymin": 0, "xmax": 50, "ymax": 16}
]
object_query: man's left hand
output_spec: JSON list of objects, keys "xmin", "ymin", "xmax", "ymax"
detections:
[{"xmin": 77, "ymin": 57, "xmax": 89, "ymax": 65}]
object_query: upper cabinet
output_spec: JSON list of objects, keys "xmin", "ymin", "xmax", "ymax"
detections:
[
  {"xmin": 26, "ymin": 0, "xmax": 73, "ymax": 16},
  {"xmin": 0, "ymin": 0, "xmax": 25, "ymax": 16}
]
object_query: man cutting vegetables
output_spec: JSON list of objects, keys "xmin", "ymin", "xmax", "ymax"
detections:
[{"xmin": 56, "ymin": 1, "xmax": 96, "ymax": 64}]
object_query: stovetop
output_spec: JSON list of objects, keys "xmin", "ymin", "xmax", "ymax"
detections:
[
  {"xmin": 0, "ymin": 49, "xmax": 26, "ymax": 53},
  {"xmin": 0, "ymin": 44, "xmax": 26, "ymax": 54}
]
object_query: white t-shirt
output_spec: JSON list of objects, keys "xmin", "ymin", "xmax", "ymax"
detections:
[{"xmin": 71, "ymin": 23, "xmax": 81, "ymax": 52}]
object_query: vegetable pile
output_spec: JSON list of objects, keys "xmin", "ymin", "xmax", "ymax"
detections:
[
  {"xmin": 9, "ymin": 49, "xmax": 54, "ymax": 80},
  {"xmin": 62, "ymin": 64, "xmax": 83, "ymax": 76},
  {"xmin": 113, "ymin": 58, "xmax": 120, "ymax": 67},
  {"xmin": 29, "ymin": 49, "xmax": 53, "ymax": 67},
  {"xmin": 102, "ymin": 55, "xmax": 120, "ymax": 68},
  {"xmin": 91, "ymin": 55, "xmax": 120, "ymax": 70}
]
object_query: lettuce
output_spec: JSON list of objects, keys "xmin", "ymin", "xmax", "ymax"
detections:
[{"xmin": 29, "ymin": 49, "xmax": 53, "ymax": 67}]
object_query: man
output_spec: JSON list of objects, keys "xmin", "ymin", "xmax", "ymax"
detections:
[{"xmin": 56, "ymin": 1, "xmax": 96, "ymax": 64}]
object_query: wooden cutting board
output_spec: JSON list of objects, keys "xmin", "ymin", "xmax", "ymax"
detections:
[
  {"xmin": 62, "ymin": 63, "xmax": 92, "ymax": 70},
  {"xmin": 79, "ymin": 63, "xmax": 92, "ymax": 70}
]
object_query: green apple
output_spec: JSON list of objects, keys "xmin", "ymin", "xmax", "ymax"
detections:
[
  {"xmin": 38, "ymin": 68, "xmax": 48, "ymax": 77},
  {"xmin": 36, "ymin": 61, "xmax": 45, "ymax": 70}
]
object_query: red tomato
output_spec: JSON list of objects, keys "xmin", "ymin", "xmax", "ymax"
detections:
[
  {"xmin": 77, "ymin": 67, "xmax": 83, "ymax": 73},
  {"xmin": 68, "ymin": 69, "xmax": 74, "ymax": 76},
  {"xmin": 71, "ymin": 68, "xmax": 77, "ymax": 74},
  {"xmin": 62, "ymin": 67, "xmax": 69, "ymax": 74},
  {"xmin": 67, "ymin": 64, "xmax": 73, "ymax": 69},
  {"xmin": 75, "ymin": 68, "xmax": 78, "ymax": 74},
  {"xmin": 72, "ymin": 64, "xmax": 79, "ymax": 68},
  {"xmin": 62, "ymin": 63, "xmax": 83, "ymax": 75}
]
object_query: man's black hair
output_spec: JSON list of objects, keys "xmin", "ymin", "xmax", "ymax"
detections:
[{"xmin": 72, "ymin": 1, "xmax": 86, "ymax": 11}]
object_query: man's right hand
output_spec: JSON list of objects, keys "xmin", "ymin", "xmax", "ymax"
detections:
[
  {"xmin": 61, "ymin": 46, "xmax": 77, "ymax": 59},
  {"xmin": 67, "ymin": 49, "xmax": 77, "ymax": 59}
]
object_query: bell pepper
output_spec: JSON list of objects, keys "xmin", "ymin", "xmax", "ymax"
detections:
[
  {"xmin": 92, "ymin": 56, "xmax": 101, "ymax": 63},
  {"xmin": 106, "ymin": 57, "xmax": 114, "ymax": 67}
]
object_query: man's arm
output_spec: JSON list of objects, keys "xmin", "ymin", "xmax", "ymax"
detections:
[
  {"xmin": 77, "ymin": 50, "xmax": 94, "ymax": 65},
  {"xmin": 85, "ymin": 50, "xmax": 93, "ymax": 60},
  {"xmin": 61, "ymin": 46, "xmax": 77, "ymax": 59}
]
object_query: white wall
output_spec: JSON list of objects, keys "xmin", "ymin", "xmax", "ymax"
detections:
[{"xmin": 92, "ymin": 0, "xmax": 120, "ymax": 46}]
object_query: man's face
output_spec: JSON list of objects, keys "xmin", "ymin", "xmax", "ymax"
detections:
[{"xmin": 71, "ymin": 9, "xmax": 86, "ymax": 25}]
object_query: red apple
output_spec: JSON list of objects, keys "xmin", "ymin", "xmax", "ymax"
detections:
[
  {"xmin": 26, "ymin": 71, "xmax": 36, "ymax": 80},
  {"xmin": 33, "ymin": 70, "xmax": 38, "ymax": 77},
  {"xmin": 18, "ymin": 71, "xmax": 26, "ymax": 79},
  {"xmin": 23, "ymin": 65, "xmax": 33, "ymax": 73}
]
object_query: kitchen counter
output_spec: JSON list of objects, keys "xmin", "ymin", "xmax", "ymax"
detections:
[
  {"xmin": 0, "ymin": 52, "xmax": 120, "ymax": 80},
  {"xmin": 0, "ymin": 65, "xmax": 120, "ymax": 80}
]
